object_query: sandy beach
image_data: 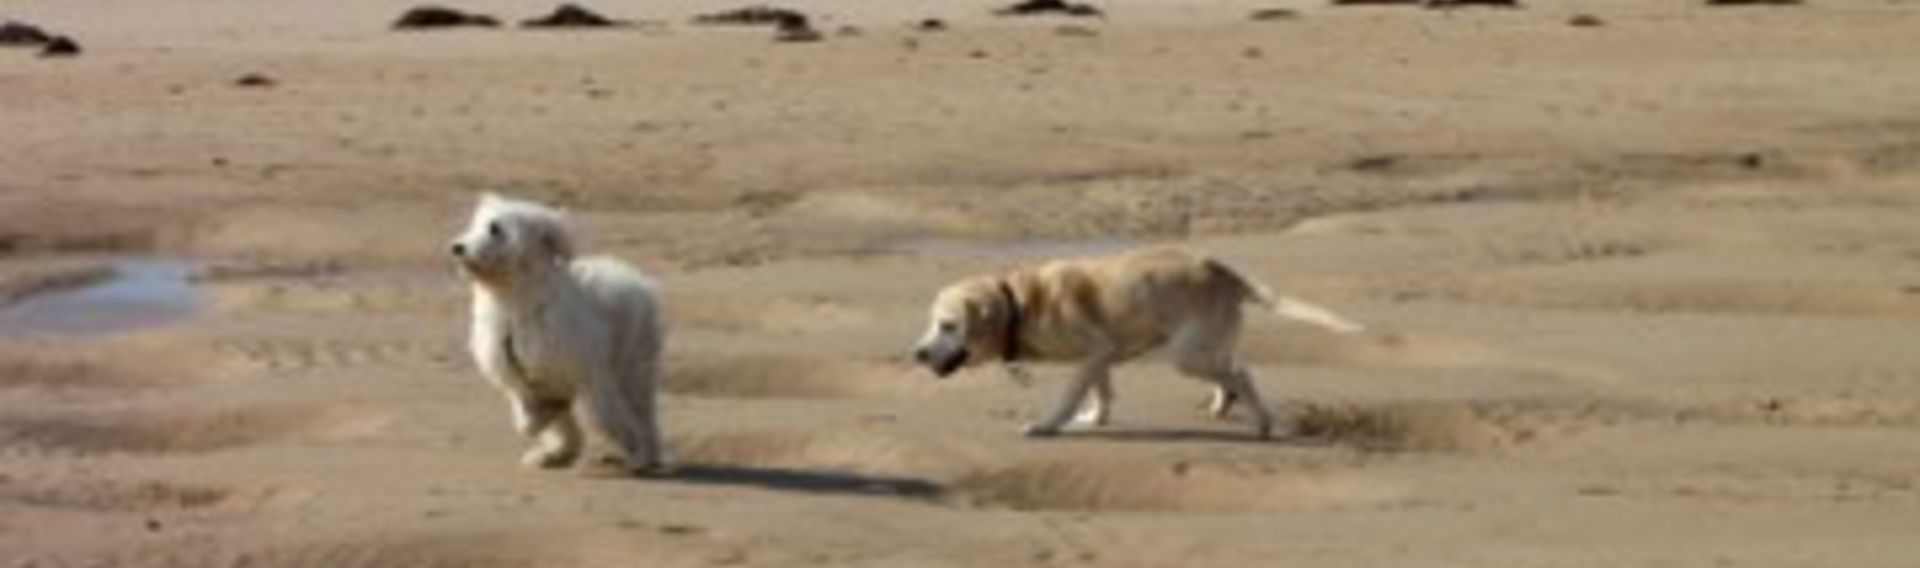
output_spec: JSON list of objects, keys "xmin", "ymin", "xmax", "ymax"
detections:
[{"xmin": 4, "ymin": 0, "xmax": 1920, "ymax": 565}]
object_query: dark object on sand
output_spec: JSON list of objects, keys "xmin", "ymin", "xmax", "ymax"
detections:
[
  {"xmin": 915, "ymin": 18, "xmax": 949, "ymax": 31},
  {"xmin": 1423, "ymin": 0, "xmax": 1522, "ymax": 8},
  {"xmin": 690, "ymin": 5, "xmax": 819, "ymax": 42},
  {"xmin": 1567, "ymin": 14, "xmax": 1605, "ymax": 26},
  {"xmin": 994, "ymin": 0, "xmax": 1104, "ymax": 17},
  {"xmin": 39, "ymin": 36, "xmax": 80, "ymax": 57},
  {"xmin": 1249, "ymin": 8, "xmax": 1301, "ymax": 20},
  {"xmin": 1330, "ymin": 0, "xmax": 1420, "ymax": 5},
  {"xmin": 0, "ymin": 21, "xmax": 54, "ymax": 46},
  {"xmin": 1705, "ymin": 0, "xmax": 1800, "ymax": 5},
  {"xmin": 691, "ymin": 5, "xmax": 806, "ymax": 26},
  {"xmin": 522, "ymin": 4, "xmax": 622, "ymax": 28},
  {"xmin": 393, "ymin": 5, "xmax": 502, "ymax": 29},
  {"xmin": 234, "ymin": 73, "xmax": 277, "ymax": 88},
  {"xmin": 774, "ymin": 17, "xmax": 823, "ymax": 42}
]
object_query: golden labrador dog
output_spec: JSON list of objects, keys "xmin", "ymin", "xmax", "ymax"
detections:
[{"xmin": 912, "ymin": 247, "xmax": 1363, "ymax": 439}]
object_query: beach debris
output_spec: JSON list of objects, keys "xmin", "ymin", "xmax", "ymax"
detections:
[
  {"xmin": 994, "ymin": 0, "xmax": 1104, "ymax": 18},
  {"xmin": 40, "ymin": 36, "xmax": 80, "ymax": 57},
  {"xmin": 393, "ymin": 5, "xmax": 501, "ymax": 29},
  {"xmin": 522, "ymin": 4, "xmax": 623, "ymax": 28}
]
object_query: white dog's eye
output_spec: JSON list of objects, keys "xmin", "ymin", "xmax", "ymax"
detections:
[
  {"xmin": 487, "ymin": 221, "xmax": 504, "ymax": 240},
  {"xmin": 938, "ymin": 321, "xmax": 957, "ymax": 334}
]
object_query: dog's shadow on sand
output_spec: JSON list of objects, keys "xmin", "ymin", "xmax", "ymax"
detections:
[
  {"xmin": 1056, "ymin": 426, "xmax": 1324, "ymax": 446},
  {"xmin": 656, "ymin": 464, "xmax": 944, "ymax": 500}
]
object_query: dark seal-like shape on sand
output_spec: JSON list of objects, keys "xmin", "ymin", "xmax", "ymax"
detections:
[
  {"xmin": 0, "ymin": 21, "xmax": 55, "ymax": 46},
  {"xmin": 393, "ymin": 5, "xmax": 502, "ymax": 29},
  {"xmin": 994, "ymin": 0, "xmax": 1104, "ymax": 17},
  {"xmin": 40, "ymin": 36, "xmax": 80, "ymax": 57},
  {"xmin": 522, "ymin": 4, "xmax": 623, "ymax": 28}
]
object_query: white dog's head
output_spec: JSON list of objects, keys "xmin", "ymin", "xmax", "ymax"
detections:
[
  {"xmin": 449, "ymin": 193, "xmax": 575, "ymax": 286},
  {"xmin": 912, "ymin": 277, "xmax": 1017, "ymax": 379}
]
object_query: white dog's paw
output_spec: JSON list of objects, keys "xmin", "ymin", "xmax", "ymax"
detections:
[
  {"xmin": 1206, "ymin": 388, "xmax": 1239, "ymax": 419},
  {"xmin": 1021, "ymin": 423, "xmax": 1063, "ymax": 438},
  {"xmin": 510, "ymin": 405, "xmax": 549, "ymax": 437},
  {"xmin": 1071, "ymin": 408, "xmax": 1108, "ymax": 428},
  {"xmin": 520, "ymin": 445, "xmax": 579, "ymax": 469},
  {"xmin": 1254, "ymin": 419, "xmax": 1285, "ymax": 441}
]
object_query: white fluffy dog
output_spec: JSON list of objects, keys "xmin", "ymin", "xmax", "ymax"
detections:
[{"xmin": 449, "ymin": 193, "xmax": 666, "ymax": 473}]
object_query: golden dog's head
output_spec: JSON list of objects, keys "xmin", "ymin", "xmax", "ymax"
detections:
[
  {"xmin": 448, "ymin": 193, "xmax": 575, "ymax": 287},
  {"xmin": 912, "ymin": 277, "xmax": 1016, "ymax": 378}
]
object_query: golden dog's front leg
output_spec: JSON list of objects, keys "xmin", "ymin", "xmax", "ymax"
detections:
[
  {"xmin": 1025, "ymin": 358, "xmax": 1112, "ymax": 437},
  {"xmin": 1072, "ymin": 375, "xmax": 1113, "ymax": 427}
]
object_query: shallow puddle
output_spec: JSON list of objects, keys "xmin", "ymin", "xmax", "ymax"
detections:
[{"xmin": 0, "ymin": 259, "xmax": 202, "ymax": 338}]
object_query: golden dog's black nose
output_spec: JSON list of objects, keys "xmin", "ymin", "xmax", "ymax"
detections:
[{"xmin": 450, "ymin": 243, "xmax": 467, "ymax": 257}]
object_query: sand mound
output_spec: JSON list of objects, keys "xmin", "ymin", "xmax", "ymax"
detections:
[
  {"xmin": 0, "ymin": 343, "xmax": 203, "ymax": 393},
  {"xmin": 1, "ymin": 477, "xmax": 229, "ymax": 512},
  {"xmin": 219, "ymin": 336, "xmax": 451, "ymax": 375},
  {"xmin": 0, "ymin": 405, "xmax": 386, "ymax": 456},
  {"xmin": 119, "ymin": 532, "xmax": 564, "ymax": 568},
  {"xmin": 675, "ymin": 429, "xmax": 937, "ymax": 472},
  {"xmin": 1283, "ymin": 398, "xmax": 1651, "ymax": 452},
  {"xmin": 948, "ymin": 456, "xmax": 1404, "ymax": 512}
]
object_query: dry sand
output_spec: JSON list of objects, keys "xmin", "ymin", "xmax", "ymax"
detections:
[{"xmin": 4, "ymin": 0, "xmax": 1920, "ymax": 566}]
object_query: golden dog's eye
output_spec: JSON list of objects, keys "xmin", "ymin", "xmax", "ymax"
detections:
[{"xmin": 487, "ymin": 221, "xmax": 504, "ymax": 240}]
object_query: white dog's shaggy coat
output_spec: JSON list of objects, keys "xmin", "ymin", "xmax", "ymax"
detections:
[
  {"xmin": 450, "ymin": 193, "xmax": 665, "ymax": 472},
  {"xmin": 912, "ymin": 248, "xmax": 1364, "ymax": 439}
]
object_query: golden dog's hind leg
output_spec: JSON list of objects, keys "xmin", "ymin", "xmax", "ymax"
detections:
[
  {"xmin": 1207, "ymin": 386, "xmax": 1239, "ymax": 418},
  {"xmin": 1072, "ymin": 375, "xmax": 1114, "ymax": 427},
  {"xmin": 1219, "ymin": 367, "xmax": 1277, "ymax": 439}
]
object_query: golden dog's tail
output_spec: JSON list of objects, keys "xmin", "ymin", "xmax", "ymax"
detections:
[{"xmin": 1211, "ymin": 259, "xmax": 1366, "ymax": 334}]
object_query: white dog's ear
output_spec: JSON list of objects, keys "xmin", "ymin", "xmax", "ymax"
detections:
[{"xmin": 538, "ymin": 224, "xmax": 575, "ymax": 261}]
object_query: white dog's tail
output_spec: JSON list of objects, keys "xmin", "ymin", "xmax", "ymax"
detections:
[{"xmin": 1212, "ymin": 259, "xmax": 1366, "ymax": 334}]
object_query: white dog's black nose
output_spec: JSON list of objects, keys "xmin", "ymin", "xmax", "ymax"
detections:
[{"xmin": 450, "ymin": 243, "xmax": 467, "ymax": 257}]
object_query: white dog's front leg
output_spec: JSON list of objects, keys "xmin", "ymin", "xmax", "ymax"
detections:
[
  {"xmin": 521, "ymin": 409, "xmax": 583, "ymax": 469},
  {"xmin": 507, "ymin": 395, "xmax": 562, "ymax": 437},
  {"xmin": 1026, "ymin": 360, "xmax": 1110, "ymax": 437}
]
